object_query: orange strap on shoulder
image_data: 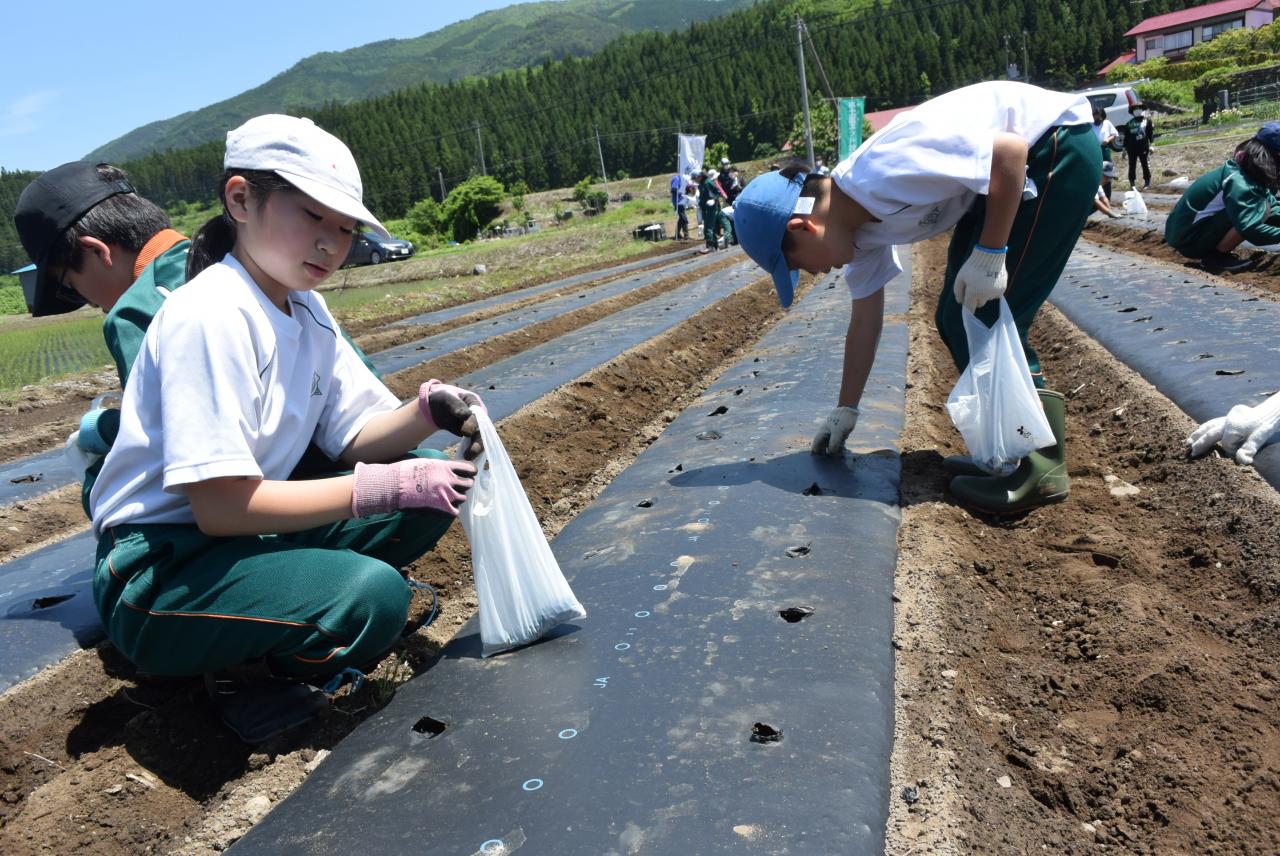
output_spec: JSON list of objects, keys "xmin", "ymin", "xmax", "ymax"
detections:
[{"xmin": 132, "ymin": 229, "xmax": 188, "ymax": 281}]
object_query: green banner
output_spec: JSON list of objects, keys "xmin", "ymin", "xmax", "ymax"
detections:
[{"xmin": 838, "ymin": 96, "xmax": 866, "ymax": 161}]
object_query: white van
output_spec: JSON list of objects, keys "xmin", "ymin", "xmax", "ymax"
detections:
[{"xmin": 1076, "ymin": 84, "xmax": 1142, "ymax": 137}]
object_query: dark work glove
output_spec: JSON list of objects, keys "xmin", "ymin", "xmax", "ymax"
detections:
[{"xmin": 418, "ymin": 379, "xmax": 486, "ymax": 459}]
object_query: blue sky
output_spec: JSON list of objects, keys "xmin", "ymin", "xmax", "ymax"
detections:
[{"xmin": 0, "ymin": 0, "xmax": 523, "ymax": 171}]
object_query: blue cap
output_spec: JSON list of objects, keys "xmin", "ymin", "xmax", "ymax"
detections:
[
  {"xmin": 733, "ymin": 169, "xmax": 807, "ymax": 308},
  {"xmin": 1257, "ymin": 122, "xmax": 1280, "ymax": 154}
]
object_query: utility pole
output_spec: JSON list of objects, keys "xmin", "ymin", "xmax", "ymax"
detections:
[
  {"xmin": 796, "ymin": 14, "xmax": 814, "ymax": 166},
  {"xmin": 437, "ymin": 166, "xmax": 447, "ymax": 201},
  {"xmin": 1022, "ymin": 30, "xmax": 1030, "ymax": 83},
  {"xmin": 473, "ymin": 120, "xmax": 487, "ymax": 176},
  {"xmin": 594, "ymin": 123, "xmax": 611, "ymax": 200}
]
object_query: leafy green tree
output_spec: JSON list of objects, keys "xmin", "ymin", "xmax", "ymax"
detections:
[
  {"xmin": 406, "ymin": 196, "xmax": 443, "ymax": 236},
  {"xmin": 787, "ymin": 99, "xmax": 836, "ymax": 165},
  {"xmin": 583, "ymin": 189, "xmax": 608, "ymax": 213},
  {"xmin": 752, "ymin": 141, "xmax": 779, "ymax": 159},
  {"xmin": 508, "ymin": 179, "xmax": 530, "ymax": 213},
  {"xmin": 442, "ymin": 176, "xmax": 505, "ymax": 242},
  {"xmin": 704, "ymin": 141, "xmax": 730, "ymax": 169},
  {"xmin": 572, "ymin": 177, "xmax": 593, "ymax": 203}
]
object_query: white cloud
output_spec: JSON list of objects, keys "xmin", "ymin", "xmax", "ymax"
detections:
[{"xmin": 0, "ymin": 91, "xmax": 59, "ymax": 138}]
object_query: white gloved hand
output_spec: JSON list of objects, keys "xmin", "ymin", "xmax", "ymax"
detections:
[
  {"xmin": 1187, "ymin": 392, "xmax": 1280, "ymax": 466},
  {"xmin": 811, "ymin": 405, "xmax": 860, "ymax": 456},
  {"xmin": 953, "ymin": 245, "xmax": 1008, "ymax": 313},
  {"xmin": 63, "ymin": 430, "xmax": 103, "ymax": 477}
]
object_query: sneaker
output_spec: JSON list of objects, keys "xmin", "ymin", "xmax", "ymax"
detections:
[
  {"xmin": 1199, "ymin": 250, "xmax": 1253, "ymax": 273},
  {"xmin": 205, "ymin": 671, "xmax": 328, "ymax": 744}
]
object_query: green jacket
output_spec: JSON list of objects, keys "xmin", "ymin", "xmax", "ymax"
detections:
[
  {"xmin": 698, "ymin": 180, "xmax": 722, "ymax": 214},
  {"xmin": 103, "ymin": 240, "xmax": 191, "ymax": 386},
  {"xmin": 1165, "ymin": 159, "xmax": 1280, "ymax": 251}
]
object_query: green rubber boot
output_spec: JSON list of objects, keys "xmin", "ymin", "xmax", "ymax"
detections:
[{"xmin": 949, "ymin": 389, "xmax": 1069, "ymax": 515}]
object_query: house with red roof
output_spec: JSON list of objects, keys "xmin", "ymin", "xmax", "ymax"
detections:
[{"xmin": 1126, "ymin": 0, "xmax": 1277, "ymax": 63}]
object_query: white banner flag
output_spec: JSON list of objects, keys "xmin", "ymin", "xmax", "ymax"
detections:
[{"xmin": 677, "ymin": 133, "xmax": 706, "ymax": 188}]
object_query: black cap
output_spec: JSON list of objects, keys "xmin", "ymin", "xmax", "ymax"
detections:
[{"xmin": 13, "ymin": 161, "xmax": 135, "ymax": 316}]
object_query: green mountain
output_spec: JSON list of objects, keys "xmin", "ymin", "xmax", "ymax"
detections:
[{"xmin": 85, "ymin": 0, "xmax": 761, "ymax": 162}]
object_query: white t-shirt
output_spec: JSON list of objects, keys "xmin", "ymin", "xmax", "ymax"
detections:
[
  {"xmin": 1093, "ymin": 119, "xmax": 1118, "ymax": 144},
  {"xmin": 91, "ymin": 255, "xmax": 399, "ymax": 536},
  {"xmin": 832, "ymin": 81, "xmax": 1092, "ymax": 300}
]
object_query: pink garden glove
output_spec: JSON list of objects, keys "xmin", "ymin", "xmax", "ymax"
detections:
[
  {"xmin": 418, "ymin": 379, "xmax": 485, "ymax": 458},
  {"xmin": 351, "ymin": 457, "xmax": 477, "ymax": 518}
]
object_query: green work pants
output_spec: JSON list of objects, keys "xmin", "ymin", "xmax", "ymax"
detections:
[
  {"xmin": 703, "ymin": 205, "xmax": 721, "ymax": 247},
  {"xmin": 93, "ymin": 449, "xmax": 454, "ymax": 680},
  {"xmin": 717, "ymin": 211, "xmax": 735, "ymax": 245},
  {"xmin": 935, "ymin": 122, "xmax": 1101, "ymax": 387},
  {"xmin": 1167, "ymin": 208, "xmax": 1234, "ymax": 258}
]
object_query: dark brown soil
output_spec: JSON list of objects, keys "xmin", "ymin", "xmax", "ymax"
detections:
[
  {"xmin": 888, "ymin": 237, "xmax": 1280, "ymax": 855},
  {"xmin": 0, "ymin": 266, "xmax": 802, "ymax": 855},
  {"xmin": 1084, "ymin": 220, "xmax": 1280, "ymax": 296}
]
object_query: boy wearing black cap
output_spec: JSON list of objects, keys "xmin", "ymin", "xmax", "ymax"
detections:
[
  {"xmin": 733, "ymin": 81, "xmax": 1100, "ymax": 515},
  {"xmin": 1164, "ymin": 122, "xmax": 1280, "ymax": 273},
  {"xmin": 14, "ymin": 161, "xmax": 188, "ymax": 386}
]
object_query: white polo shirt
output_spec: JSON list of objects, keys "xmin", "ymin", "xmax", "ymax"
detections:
[
  {"xmin": 91, "ymin": 255, "xmax": 399, "ymax": 536},
  {"xmin": 832, "ymin": 81, "xmax": 1092, "ymax": 301}
]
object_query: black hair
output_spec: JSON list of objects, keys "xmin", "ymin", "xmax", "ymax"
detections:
[
  {"xmin": 777, "ymin": 158, "xmax": 830, "ymax": 257},
  {"xmin": 46, "ymin": 165, "xmax": 170, "ymax": 275},
  {"xmin": 1235, "ymin": 138, "xmax": 1280, "ymax": 192},
  {"xmin": 187, "ymin": 169, "xmax": 296, "ymax": 279},
  {"xmin": 1092, "ymin": 108, "xmax": 1106, "ymax": 123}
]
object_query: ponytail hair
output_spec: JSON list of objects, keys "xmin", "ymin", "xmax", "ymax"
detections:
[
  {"xmin": 186, "ymin": 169, "xmax": 296, "ymax": 279},
  {"xmin": 1234, "ymin": 138, "xmax": 1280, "ymax": 192}
]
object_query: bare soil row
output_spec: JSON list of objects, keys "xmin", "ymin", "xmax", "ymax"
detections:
[{"xmin": 887, "ymin": 237, "xmax": 1280, "ymax": 855}]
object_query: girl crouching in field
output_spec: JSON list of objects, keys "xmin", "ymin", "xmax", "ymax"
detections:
[
  {"xmin": 89, "ymin": 115, "xmax": 484, "ymax": 742},
  {"xmin": 1164, "ymin": 122, "xmax": 1280, "ymax": 273}
]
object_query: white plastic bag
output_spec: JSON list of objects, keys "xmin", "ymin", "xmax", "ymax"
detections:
[
  {"xmin": 458, "ymin": 410, "xmax": 585, "ymax": 657},
  {"xmin": 1123, "ymin": 189, "xmax": 1148, "ymax": 217},
  {"xmin": 1169, "ymin": 175, "xmax": 1191, "ymax": 190},
  {"xmin": 946, "ymin": 298, "xmax": 1054, "ymax": 476}
]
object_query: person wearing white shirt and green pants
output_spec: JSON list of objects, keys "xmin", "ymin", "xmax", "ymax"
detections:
[{"xmin": 732, "ymin": 81, "xmax": 1101, "ymax": 515}]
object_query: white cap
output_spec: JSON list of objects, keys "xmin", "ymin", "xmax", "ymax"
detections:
[
  {"xmin": 707, "ymin": 169, "xmax": 719, "ymax": 180},
  {"xmin": 224, "ymin": 114, "xmax": 389, "ymax": 238},
  {"xmin": 720, "ymin": 156, "xmax": 730, "ymax": 165}
]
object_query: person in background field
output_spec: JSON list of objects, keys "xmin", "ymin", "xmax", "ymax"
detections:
[
  {"xmin": 692, "ymin": 172, "xmax": 704, "ymax": 228},
  {"xmin": 89, "ymin": 114, "xmax": 486, "ymax": 743},
  {"xmin": 733, "ymin": 81, "xmax": 1100, "ymax": 515},
  {"xmin": 724, "ymin": 167, "xmax": 744, "ymax": 204},
  {"xmin": 1094, "ymin": 162, "xmax": 1123, "ymax": 218},
  {"xmin": 670, "ymin": 173, "xmax": 682, "ymax": 212},
  {"xmin": 1123, "ymin": 102, "xmax": 1155, "ymax": 191},
  {"xmin": 813, "ymin": 156, "xmax": 830, "ymax": 176},
  {"xmin": 1092, "ymin": 107, "xmax": 1119, "ymax": 201},
  {"xmin": 1164, "ymin": 122, "xmax": 1280, "ymax": 273},
  {"xmin": 675, "ymin": 179, "xmax": 691, "ymax": 240},
  {"xmin": 698, "ymin": 169, "xmax": 728, "ymax": 253}
]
